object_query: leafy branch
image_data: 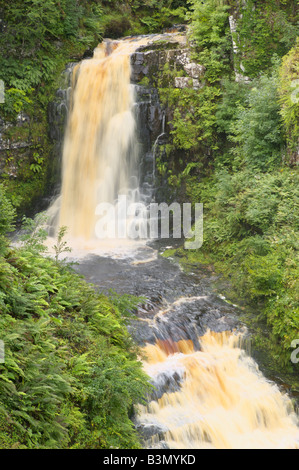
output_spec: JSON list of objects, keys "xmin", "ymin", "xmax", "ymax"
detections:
[{"xmin": 53, "ymin": 226, "xmax": 72, "ymax": 264}]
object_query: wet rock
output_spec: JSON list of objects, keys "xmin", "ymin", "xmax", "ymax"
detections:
[
  {"xmin": 127, "ymin": 320, "xmax": 157, "ymax": 345},
  {"xmin": 74, "ymin": 249, "xmax": 242, "ymax": 350},
  {"xmin": 128, "ymin": 30, "xmax": 205, "ymax": 204},
  {"xmin": 193, "ymin": 79, "xmax": 202, "ymax": 90},
  {"xmin": 174, "ymin": 77, "xmax": 191, "ymax": 88},
  {"xmin": 0, "ymin": 112, "xmax": 30, "ymax": 153},
  {"xmin": 16, "ymin": 111, "xmax": 30, "ymax": 126},
  {"xmin": 82, "ymin": 48, "xmax": 94, "ymax": 59},
  {"xmin": 47, "ymin": 62, "xmax": 76, "ymax": 189},
  {"xmin": 133, "ymin": 84, "xmax": 164, "ymax": 202},
  {"xmin": 149, "ymin": 440, "xmax": 169, "ymax": 449},
  {"xmin": 130, "ymin": 37, "xmax": 204, "ymax": 86},
  {"xmin": 164, "ymin": 24, "xmax": 188, "ymax": 34},
  {"xmin": 175, "ymin": 50, "xmax": 205, "ymax": 77},
  {"xmin": 149, "ymin": 370, "xmax": 184, "ymax": 401},
  {"xmin": 174, "ymin": 77, "xmax": 202, "ymax": 89},
  {"xmin": 131, "ymin": 48, "xmax": 188, "ymax": 84},
  {"xmin": 135, "ymin": 423, "xmax": 168, "ymax": 441}
]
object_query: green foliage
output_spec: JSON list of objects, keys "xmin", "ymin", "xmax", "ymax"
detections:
[
  {"xmin": 200, "ymin": 169, "xmax": 298, "ymax": 245},
  {"xmin": 0, "ymin": 184, "xmax": 16, "ymax": 237},
  {"xmin": 235, "ymin": 0, "xmax": 298, "ymax": 78},
  {"xmin": 99, "ymin": 0, "xmax": 188, "ymax": 37},
  {"xmin": 19, "ymin": 214, "xmax": 48, "ymax": 254},
  {"xmin": 1, "ymin": 89, "xmax": 33, "ymax": 117},
  {"xmin": 0, "ymin": 0, "xmax": 104, "ymax": 120},
  {"xmin": 215, "ymin": 79, "xmax": 249, "ymax": 137},
  {"xmin": 167, "ymin": 1, "xmax": 299, "ymax": 371},
  {"xmin": 79, "ymin": 3, "xmax": 104, "ymax": 45},
  {"xmin": 185, "ymin": 166, "xmax": 299, "ymax": 368},
  {"xmin": 139, "ymin": 6, "xmax": 187, "ymax": 33},
  {"xmin": 171, "ymin": 85, "xmax": 221, "ymax": 152},
  {"xmin": 0, "ymin": 186, "xmax": 150, "ymax": 448},
  {"xmin": 0, "ymin": 184, "xmax": 16, "ymax": 255},
  {"xmin": 229, "ymin": 70, "xmax": 285, "ymax": 171},
  {"xmin": 278, "ymin": 38, "xmax": 299, "ymax": 165},
  {"xmin": 29, "ymin": 152, "xmax": 45, "ymax": 174},
  {"xmin": 53, "ymin": 226, "xmax": 72, "ymax": 264},
  {"xmin": 154, "ymin": 0, "xmax": 238, "ymax": 190},
  {"xmin": 0, "ymin": 206, "xmax": 150, "ymax": 448},
  {"xmin": 157, "ymin": 62, "xmax": 222, "ymax": 190},
  {"xmin": 188, "ymin": 0, "xmax": 232, "ymax": 82}
]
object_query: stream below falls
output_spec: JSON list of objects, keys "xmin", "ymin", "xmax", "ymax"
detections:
[
  {"xmin": 69, "ymin": 239, "xmax": 299, "ymax": 450},
  {"xmin": 43, "ymin": 32, "xmax": 299, "ymax": 449}
]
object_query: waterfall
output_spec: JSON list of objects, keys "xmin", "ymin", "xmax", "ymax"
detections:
[
  {"xmin": 56, "ymin": 41, "xmax": 140, "ymax": 240},
  {"xmin": 46, "ymin": 31, "xmax": 187, "ymax": 251},
  {"xmin": 152, "ymin": 112, "xmax": 166, "ymax": 182},
  {"xmin": 136, "ymin": 330, "xmax": 299, "ymax": 449},
  {"xmin": 43, "ymin": 32, "xmax": 299, "ymax": 450}
]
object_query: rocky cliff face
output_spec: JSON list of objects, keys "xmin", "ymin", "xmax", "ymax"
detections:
[
  {"xmin": 0, "ymin": 63, "xmax": 74, "ymax": 215},
  {"xmin": 131, "ymin": 39, "xmax": 204, "ymax": 89},
  {"xmin": 47, "ymin": 63, "xmax": 76, "ymax": 195},
  {"xmin": 133, "ymin": 85, "xmax": 163, "ymax": 203},
  {"xmin": 0, "ymin": 112, "xmax": 31, "ymax": 178},
  {"xmin": 130, "ymin": 27, "xmax": 204, "ymax": 202}
]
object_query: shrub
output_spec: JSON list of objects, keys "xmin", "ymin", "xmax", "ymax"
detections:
[
  {"xmin": 229, "ymin": 70, "xmax": 285, "ymax": 171},
  {"xmin": 0, "ymin": 184, "xmax": 15, "ymax": 238},
  {"xmin": 279, "ymin": 39, "xmax": 299, "ymax": 165},
  {"xmin": 235, "ymin": 0, "xmax": 298, "ymax": 77}
]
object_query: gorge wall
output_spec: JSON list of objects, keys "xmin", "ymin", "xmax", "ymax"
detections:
[
  {"xmin": 129, "ymin": 27, "xmax": 205, "ymax": 203},
  {"xmin": 0, "ymin": 27, "xmax": 204, "ymax": 217}
]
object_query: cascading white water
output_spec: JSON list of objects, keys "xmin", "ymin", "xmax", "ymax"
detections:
[
  {"xmin": 136, "ymin": 330, "xmax": 299, "ymax": 449},
  {"xmin": 57, "ymin": 41, "xmax": 139, "ymax": 240},
  {"xmin": 46, "ymin": 32, "xmax": 187, "ymax": 254}
]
